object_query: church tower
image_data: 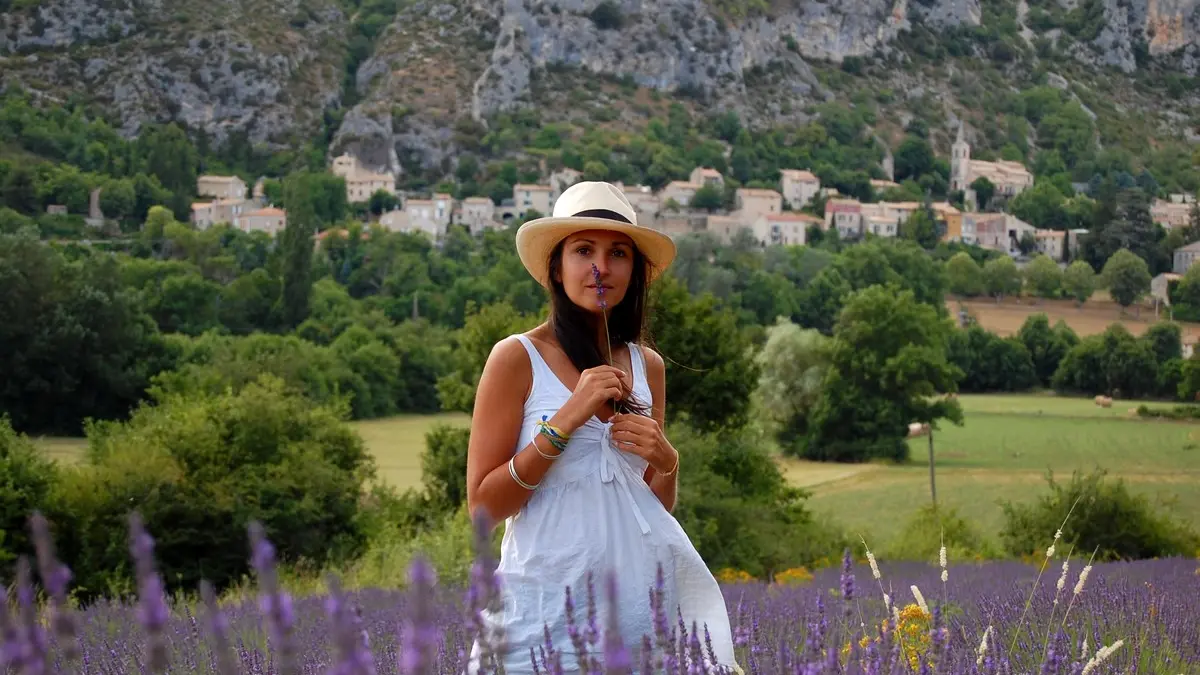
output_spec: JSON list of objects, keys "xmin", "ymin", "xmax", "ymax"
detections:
[{"xmin": 950, "ymin": 123, "xmax": 971, "ymax": 193}]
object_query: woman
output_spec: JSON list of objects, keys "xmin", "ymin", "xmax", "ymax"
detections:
[{"xmin": 465, "ymin": 181, "xmax": 740, "ymax": 674}]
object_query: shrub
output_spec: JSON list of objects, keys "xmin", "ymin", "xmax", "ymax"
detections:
[
  {"xmin": 881, "ymin": 504, "xmax": 999, "ymax": 561},
  {"xmin": 50, "ymin": 375, "xmax": 375, "ymax": 599},
  {"xmin": 670, "ymin": 423, "xmax": 849, "ymax": 579},
  {"xmin": 999, "ymin": 469, "xmax": 1199, "ymax": 561},
  {"xmin": 420, "ymin": 424, "xmax": 471, "ymax": 514},
  {"xmin": 0, "ymin": 416, "xmax": 60, "ymax": 571},
  {"xmin": 589, "ymin": 1, "xmax": 622, "ymax": 29}
]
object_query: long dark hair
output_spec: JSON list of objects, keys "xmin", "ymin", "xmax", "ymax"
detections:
[{"xmin": 547, "ymin": 238, "xmax": 653, "ymax": 416}]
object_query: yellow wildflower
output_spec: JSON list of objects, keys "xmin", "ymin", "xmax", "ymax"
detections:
[{"xmin": 774, "ymin": 567, "xmax": 814, "ymax": 585}]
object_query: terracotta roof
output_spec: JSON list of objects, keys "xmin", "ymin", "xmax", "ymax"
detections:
[
  {"xmin": 246, "ymin": 207, "xmax": 285, "ymax": 217},
  {"xmin": 766, "ymin": 213, "xmax": 822, "ymax": 223},
  {"xmin": 695, "ymin": 168, "xmax": 722, "ymax": 177},
  {"xmin": 1035, "ymin": 229, "xmax": 1065, "ymax": 238},
  {"xmin": 666, "ymin": 181, "xmax": 701, "ymax": 189},
  {"xmin": 780, "ymin": 169, "xmax": 819, "ymax": 181},
  {"xmin": 464, "ymin": 197, "xmax": 493, "ymax": 204},
  {"xmin": 198, "ymin": 175, "xmax": 242, "ymax": 182},
  {"xmin": 514, "ymin": 184, "xmax": 552, "ymax": 191},
  {"xmin": 191, "ymin": 202, "xmax": 212, "ymax": 210},
  {"xmin": 737, "ymin": 188, "xmax": 782, "ymax": 198}
]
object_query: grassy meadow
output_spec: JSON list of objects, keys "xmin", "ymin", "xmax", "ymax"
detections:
[{"xmin": 32, "ymin": 394, "xmax": 1200, "ymax": 550}]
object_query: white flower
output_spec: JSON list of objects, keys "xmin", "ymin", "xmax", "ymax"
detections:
[
  {"xmin": 910, "ymin": 585, "xmax": 929, "ymax": 615},
  {"xmin": 1046, "ymin": 529, "xmax": 1062, "ymax": 558},
  {"xmin": 1081, "ymin": 639, "xmax": 1124, "ymax": 675},
  {"xmin": 976, "ymin": 625, "xmax": 993, "ymax": 666},
  {"xmin": 866, "ymin": 551, "xmax": 881, "ymax": 580},
  {"xmin": 940, "ymin": 569, "xmax": 948, "ymax": 583},
  {"xmin": 939, "ymin": 544, "xmax": 947, "ymax": 570},
  {"xmin": 1079, "ymin": 636, "xmax": 1089, "ymax": 660},
  {"xmin": 1054, "ymin": 559, "xmax": 1070, "ymax": 603},
  {"xmin": 1073, "ymin": 565, "xmax": 1092, "ymax": 596},
  {"xmin": 883, "ymin": 593, "xmax": 891, "ymax": 612}
]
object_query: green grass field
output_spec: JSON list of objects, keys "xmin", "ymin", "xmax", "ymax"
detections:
[
  {"xmin": 30, "ymin": 395, "xmax": 1200, "ymax": 549},
  {"xmin": 784, "ymin": 394, "xmax": 1200, "ymax": 546}
]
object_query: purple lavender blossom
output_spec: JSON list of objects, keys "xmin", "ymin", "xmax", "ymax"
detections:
[
  {"xmin": 591, "ymin": 263, "xmax": 608, "ymax": 310},
  {"xmin": 200, "ymin": 580, "xmax": 238, "ymax": 675},
  {"xmin": 29, "ymin": 512, "xmax": 79, "ymax": 668},
  {"xmin": 602, "ymin": 571, "xmax": 632, "ymax": 675},
  {"xmin": 400, "ymin": 556, "xmax": 439, "ymax": 675},
  {"xmin": 248, "ymin": 521, "xmax": 298, "ymax": 675},
  {"xmin": 127, "ymin": 514, "xmax": 169, "ymax": 673}
]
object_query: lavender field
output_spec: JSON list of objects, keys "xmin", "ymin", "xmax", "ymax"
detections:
[{"xmin": 4, "ymin": 515, "xmax": 1199, "ymax": 675}]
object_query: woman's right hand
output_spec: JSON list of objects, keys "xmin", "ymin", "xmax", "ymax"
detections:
[{"xmin": 560, "ymin": 365, "xmax": 631, "ymax": 430}]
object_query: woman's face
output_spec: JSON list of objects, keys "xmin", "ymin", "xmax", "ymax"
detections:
[{"xmin": 556, "ymin": 229, "xmax": 637, "ymax": 314}]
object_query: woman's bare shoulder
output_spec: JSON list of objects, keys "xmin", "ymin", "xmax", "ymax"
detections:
[{"xmin": 639, "ymin": 344, "xmax": 666, "ymax": 372}]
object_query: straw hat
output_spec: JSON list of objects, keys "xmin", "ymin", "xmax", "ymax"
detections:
[{"xmin": 515, "ymin": 181, "xmax": 677, "ymax": 288}]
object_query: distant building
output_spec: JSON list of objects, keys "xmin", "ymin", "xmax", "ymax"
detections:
[
  {"xmin": 704, "ymin": 214, "xmax": 745, "ymax": 245},
  {"xmin": 689, "ymin": 167, "xmax": 724, "ymax": 189},
  {"xmin": 404, "ymin": 193, "xmax": 454, "ymax": 241},
  {"xmin": 950, "ymin": 124, "xmax": 1034, "ymax": 210},
  {"xmin": 780, "ymin": 169, "xmax": 821, "ymax": 209},
  {"xmin": 197, "ymin": 175, "xmax": 247, "ymax": 200},
  {"xmin": 824, "ymin": 199, "xmax": 864, "ymax": 239},
  {"xmin": 513, "ymin": 184, "xmax": 553, "ymax": 219},
  {"xmin": 239, "ymin": 207, "xmax": 287, "ymax": 235},
  {"xmin": 331, "ymin": 153, "xmax": 396, "ymax": 204},
  {"xmin": 735, "ymin": 188, "xmax": 783, "ymax": 220},
  {"xmin": 459, "ymin": 197, "xmax": 497, "ymax": 235},
  {"xmin": 191, "ymin": 198, "xmax": 250, "ymax": 229},
  {"xmin": 1174, "ymin": 240, "xmax": 1200, "ymax": 275},
  {"xmin": 662, "ymin": 181, "xmax": 702, "ymax": 209},
  {"xmin": 1035, "ymin": 229, "xmax": 1066, "ymax": 261},
  {"xmin": 1152, "ymin": 198, "xmax": 1193, "ymax": 230},
  {"xmin": 753, "ymin": 212, "xmax": 821, "ymax": 246}
]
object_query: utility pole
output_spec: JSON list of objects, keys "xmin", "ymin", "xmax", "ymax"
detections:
[{"xmin": 928, "ymin": 428, "xmax": 938, "ymax": 509}]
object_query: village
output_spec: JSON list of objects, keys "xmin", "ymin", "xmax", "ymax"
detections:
[{"xmin": 187, "ymin": 124, "xmax": 1199, "ymax": 272}]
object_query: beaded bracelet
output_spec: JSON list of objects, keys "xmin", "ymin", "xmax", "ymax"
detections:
[{"xmin": 536, "ymin": 416, "xmax": 570, "ymax": 453}]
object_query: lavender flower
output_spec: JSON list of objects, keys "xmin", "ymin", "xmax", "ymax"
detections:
[
  {"xmin": 326, "ymin": 574, "xmax": 376, "ymax": 675},
  {"xmin": 400, "ymin": 556, "xmax": 439, "ymax": 675},
  {"xmin": 127, "ymin": 513, "xmax": 169, "ymax": 673},
  {"xmin": 602, "ymin": 571, "xmax": 632, "ymax": 675},
  {"xmin": 0, "ymin": 582, "xmax": 21, "ymax": 670},
  {"xmin": 29, "ymin": 512, "xmax": 79, "ymax": 669},
  {"xmin": 840, "ymin": 548, "xmax": 855, "ymax": 603},
  {"xmin": 248, "ymin": 521, "xmax": 298, "ymax": 675},
  {"xmin": 200, "ymin": 580, "xmax": 238, "ymax": 675},
  {"xmin": 15, "ymin": 557, "xmax": 48, "ymax": 675}
]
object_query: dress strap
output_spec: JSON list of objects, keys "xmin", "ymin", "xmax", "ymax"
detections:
[{"xmin": 511, "ymin": 334, "xmax": 547, "ymax": 392}]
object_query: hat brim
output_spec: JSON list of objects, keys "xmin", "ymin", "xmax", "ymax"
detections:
[{"xmin": 515, "ymin": 216, "xmax": 677, "ymax": 289}]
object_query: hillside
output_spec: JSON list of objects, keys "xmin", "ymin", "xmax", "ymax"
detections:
[{"xmin": 2, "ymin": 0, "xmax": 1200, "ymax": 186}]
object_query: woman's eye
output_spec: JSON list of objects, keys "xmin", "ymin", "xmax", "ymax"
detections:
[
  {"xmin": 575, "ymin": 246, "xmax": 591, "ymax": 256},
  {"xmin": 612, "ymin": 249, "xmax": 627, "ymax": 258}
]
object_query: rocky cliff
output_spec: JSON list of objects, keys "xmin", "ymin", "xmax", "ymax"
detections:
[
  {"xmin": 2, "ymin": 0, "xmax": 1198, "ymax": 171},
  {"xmin": 0, "ymin": 0, "xmax": 347, "ymax": 145}
]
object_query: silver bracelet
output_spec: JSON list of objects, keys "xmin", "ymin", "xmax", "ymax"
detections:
[
  {"xmin": 509, "ymin": 456, "xmax": 539, "ymax": 490},
  {"xmin": 533, "ymin": 435, "xmax": 562, "ymax": 461}
]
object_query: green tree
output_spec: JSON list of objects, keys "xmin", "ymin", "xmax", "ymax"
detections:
[
  {"xmin": 1024, "ymin": 254, "xmax": 1062, "ymax": 299},
  {"xmin": 899, "ymin": 205, "xmax": 938, "ymax": 249},
  {"xmin": 689, "ymin": 184, "xmax": 724, "ymax": 212},
  {"xmin": 1052, "ymin": 324, "xmax": 1158, "ymax": 397},
  {"xmin": 1062, "ymin": 259, "xmax": 1097, "ymax": 306},
  {"xmin": 1016, "ymin": 314, "xmax": 1076, "ymax": 385},
  {"xmin": 1, "ymin": 417, "xmax": 60, "ymax": 571},
  {"xmin": 755, "ymin": 318, "xmax": 833, "ymax": 455},
  {"xmin": 946, "ymin": 325, "xmax": 1039, "ymax": 392},
  {"xmin": 649, "ymin": 274, "xmax": 760, "ymax": 432},
  {"xmin": 805, "ymin": 285, "xmax": 963, "ymax": 463},
  {"xmin": 895, "ymin": 136, "xmax": 935, "ymax": 182},
  {"xmin": 1101, "ymin": 248, "xmax": 1151, "ymax": 314},
  {"xmin": 279, "ymin": 173, "xmax": 320, "ymax": 328},
  {"xmin": 983, "ymin": 256, "xmax": 1022, "ymax": 302},
  {"xmin": 945, "ymin": 251, "xmax": 984, "ymax": 297},
  {"xmin": 436, "ymin": 302, "xmax": 540, "ymax": 412},
  {"xmin": 970, "ymin": 176, "xmax": 996, "ymax": 211}
]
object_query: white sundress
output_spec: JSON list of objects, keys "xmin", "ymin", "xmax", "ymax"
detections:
[{"xmin": 465, "ymin": 334, "xmax": 740, "ymax": 675}]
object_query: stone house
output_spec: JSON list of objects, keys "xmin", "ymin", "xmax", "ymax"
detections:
[
  {"xmin": 662, "ymin": 181, "xmax": 701, "ymax": 209},
  {"xmin": 780, "ymin": 169, "xmax": 820, "ymax": 209},
  {"xmin": 689, "ymin": 167, "xmax": 724, "ymax": 189},
  {"xmin": 404, "ymin": 193, "xmax": 454, "ymax": 241},
  {"xmin": 1152, "ymin": 198, "xmax": 1192, "ymax": 230},
  {"xmin": 753, "ymin": 212, "xmax": 820, "ymax": 246},
  {"xmin": 379, "ymin": 207, "xmax": 408, "ymax": 233},
  {"xmin": 331, "ymin": 153, "xmax": 397, "ymax": 204},
  {"xmin": 735, "ymin": 188, "xmax": 783, "ymax": 220},
  {"xmin": 1174, "ymin": 241, "xmax": 1200, "ymax": 274},
  {"xmin": 623, "ymin": 185, "xmax": 660, "ymax": 224},
  {"xmin": 191, "ymin": 198, "xmax": 250, "ymax": 229},
  {"xmin": 197, "ymin": 175, "xmax": 247, "ymax": 200},
  {"xmin": 705, "ymin": 214, "xmax": 745, "ymax": 245},
  {"xmin": 239, "ymin": 207, "xmax": 287, "ymax": 235},
  {"xmin": 459, "ymin": 197, "xmax": 497, "ymax": 235},
  {"xmin": 1035, "ymin": 229, "xmax": 1066, "ymax": 261},
  {"xmin": 514, "ymin": 184, "xmax": 553, "ymax": 219},
  {"xmin": 824, "ymin": 199, "xmax": 864, "ymax": 239}
]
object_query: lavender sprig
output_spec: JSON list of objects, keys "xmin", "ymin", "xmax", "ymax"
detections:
[
  {"xmin": 248, "ymin": 521, "xmax": 298, "ymax": 675},
  {"xmin": 127, "ymin": 513, "xmax": 169, "ymax": 673},
  {"xmin": 400, "ymin": 556, "xmax": 439, "ymax": 675},
  {"xmin": 592, "ymin": 263, "xmax": 627, "ymax": 416},
  {"xmin": 29, "ymin": 513, "xmax": 79, "ymax": 670},
  {"xmin": 326, "ymin": 574, "xmax": 376, "ymax": 675},
  {"xmin": 15, "ymin": 557, "xmax": 48, "ymax": 675},
  {"xmin": 200, "ymin": 580, "xmax": 238, "ymax": 675},
  {"xmin": 602, "ymin": 571, "xmax": 632, "ymax": 675}
]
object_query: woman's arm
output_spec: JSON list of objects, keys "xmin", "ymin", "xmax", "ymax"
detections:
[
  {"xmin": 466, "ymin": 339, "xmax": 563, "ymax": 526},
  {"xmin": 641, "ymin": 346, "xmax": 679, "ymax": 512}
]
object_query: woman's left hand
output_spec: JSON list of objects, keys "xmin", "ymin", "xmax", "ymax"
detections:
[{"xmin": 609, "ymin": 414, "xmax": 676, "ymax": 473}]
